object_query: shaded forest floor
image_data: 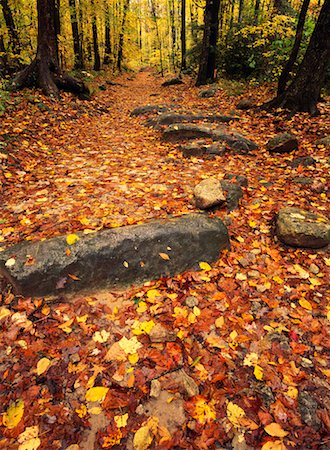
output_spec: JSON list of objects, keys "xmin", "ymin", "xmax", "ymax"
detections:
[{"xmin": 0, "ymin": 69, "xmax": 329, "ymax": 449}]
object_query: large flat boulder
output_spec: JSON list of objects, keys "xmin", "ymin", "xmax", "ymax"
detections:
[
  {"xmin": 0, "ymin": 214, "xmax": 230, "ymax": 297},
  {"xmin": 276, "ymin": 207, "xmax": 330, "ymax": 248}
]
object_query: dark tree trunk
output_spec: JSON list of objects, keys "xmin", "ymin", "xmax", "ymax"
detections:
[
  {"xmin": 196, "ymin": 0, "xmax": 220, "ymax": 86},
  {"xmin": 12, "ymin": 0, "xmax": 89, "ymax": 99},
  {"xmin": 277, "ymin": 0, "xmax": 310, "ymax": 95},
  {"xmin": 117, "ymin": 0, "xmax": 130, "ymax": 71},
  {"xmin": 91, "ymin": 0, "xmax": 101, "ymax": 71},
  {"xmin": 0, "ymin": 0, "xmax": 20, "ymax": 52},
  {"xmin": 264, "ymin": 0, "xmax": 330, "ymax": 115},
  {"xmin": 103, "ymin": 2, "xmax": 112, "ymax": 65},
  {"xmin": 69, "ymin": 0, "xmax": 84, "ymax": 69},
  {"xmin": 238, "ymin": 0, "xmax": 244, "ymax": 23},
  {"xmin": 169, "ymin": 0, "xmax": 177, "ymax": 69},
  {"xmin": 181, "ymin": 0, "xmax": 186, "ymax": 71},
  {"xmin": 254, "ymin": 0, "xmax": 260, "ymax": 24}
]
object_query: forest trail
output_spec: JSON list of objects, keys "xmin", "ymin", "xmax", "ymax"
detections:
[{"xmin": 0, "ymin": 70, "xmax": 329, "ymax": 449}]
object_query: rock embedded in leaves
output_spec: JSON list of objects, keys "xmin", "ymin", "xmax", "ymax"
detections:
[
  {"xmin": 315, "ymin": 136, "xmax": 330, "ymax": 147},
  {"xmin": 289, "ymin": 156, "xmax": 316, "ymax": 168},
  {"xmin": 276, "ymin": 207, "xmax": 330, "ymax": 248},
  {"xmin": 149, "ymin": 323, "xmax": 176, "ymax": 343},
  {"xmin": 266, "ymin": 133, "xmax": 299, "ymax": 153},
  {"xmin": 130, "ymin": 105, "xmax": 169, "ymax": 116},
  {"xmin": 199, "ymin": 87, "xmax": 217, "ymax": 98},
  {"xmin": 236, "ymin": 98, "xmax": 255, "ymax": 110},
  {"xmin": 0, "ymin": 214, "xmax": 229, "ymax": 297},
  {"xmin": 220, "ymin": 181, "xmax": 243, "ymax": 211},
  {"xmin": 161, "ymin": 77, "xmax": 184, "ymax": 87},
  {"xmin": 194, "ymin": 178, "xmax": 226, "ymax": 210}
]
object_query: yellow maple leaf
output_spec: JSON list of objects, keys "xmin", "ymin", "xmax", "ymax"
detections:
[
  {"xmin": 85, "ymin": 386, "xmax": 109, "ymax": 402},
  {"xmin": 273, "ymin": 275, "xmax": 284, "ymax": 284},
  {"xmin": 118, "ymin": 336, "xmax": 143, "ymax": 354},
  {"xmin": 58, "ymin": 318, "xmax": 74, "ymax": 333},
  {"xmin": 264, "ymin": 422, "xmax": 289, "ymax": 437},
  {"xmin": 227, "ymin": 401, "xmax": 245, "ymax": 427},
  {"xmin": 146, "ymin": 289, "xmax": 162, "ymax": 300},
  {"xmin": 286, "ymin": 386, "xmax": 298, "ymax": 399},
  {"xmin": 199, "ymin": 261, "xmax": 212, "ymax": 271},
  {"xmin": 3, "ymin": 399, "xmax": 24, "ymax": 429},
  {"xmin": 66, "ymin": 233, "xmax": 80, "ymax": 245},
  {"xmin": 132, "ymin": 320, "xmax": 155, "ymax": 335},
  {"xmin": 92, "ymin": 330, "xmax": 110, "ymax": 343},
  {"xmin": 299, "ymin": 299, "xmax": 313, "ymax": 310},
  {"xmin": 254, "ymin": 364, "xmax": 263, "ymax": 380},
  {"xmin": 192, "ymin": 397, "xmax": 216, "ymax": 424},
  {"xmin": 243, "ymin": 352, "xmax": 258, "ymax": 367},
  {"xmin": 114, "ymin": 413, "xmax": 129, "ymax": 428},
  {"xmin": 0, "ymin": 307, "xmax": 11, "ymax": 321},
  {"xmin": 36, "ymin": 357, "xmax": 51, "ymax": 376},
  {"xmin": 17, "ymin": 425, "xmax": 40, "ymax": 450}
]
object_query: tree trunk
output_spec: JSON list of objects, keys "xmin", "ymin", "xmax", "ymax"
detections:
[
  {"xmin": 0, "ymin": 0, "xmax": 20, "ymax": 52},
  {"xmin": 103, "ymin": 1, "xmax": 112, "ymax": 65},
  {"xmin": 91, "ymin": 0, "xmax": 101, "ymax": 71},
  {"xmin": 12, "ymin": 0, "xmax": 89, "ymax": 99},
  {"xmin": 264, "ymin": 0, "xmax": 330, "ymax": 115},
  {"xmin": 117, "ymin": 0, "xmax": 130, "ymax": 71},
  {"xmin": 181, "ymin": 0, "xmax": 186, "ymax": 71},
  {"xmin": 254, "ymin": 0, "xmax": 260, "ymax": 24},
  {"xmin": 69, "ymin": 0, "xmax": 84, "ymax": 69},
  {"xmin": 277, "ymin": 0, "xmax": 310, "ymax": 95},
  {"xmin": 168, "ymin": 0, "xmax": 177, "ymax": 70},
  {"xmin": 238, "ymin": 0, "xmax": 244, "ymax": 23},
  {"xmin": 196, "ymin": 0, "xmax": 220, "ymax": 86}
]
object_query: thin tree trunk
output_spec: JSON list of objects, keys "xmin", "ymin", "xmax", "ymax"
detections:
[
  {"xmin": 238, "ymin": 0, "xmax": 244, "ymax": 23},
  {"xmin": 91, "ymin": 0, "xmax": 101, "ymax": 70},
  {"xmin": 254, "ymin": 0, "xmax": 260, "ymax": 24},
  {"xmin": 196, "ymin": 0, "xmax": 220, "ymax": 86},
  {"xmin": 0, "ymin": 0, "xmax": 20, "ymax": 52},
  {"xmin": 277, "ymin": 0, "xmax": 310, "ymax": 95},
  {"xmin": 169, "ymin": 0, "xmax": 177, "ymax": 70},
  {"xmin": 69, "ymin": 0, "xmax": 83, "ymax": 69},
  {"xmin": 117, "ymin": 0, "xmax": 130, "ymax": 71},
  {"xmin": 104, "ymin": 1, "xmax": 112, "ymax": 65},
  {"xmin": 149, "ymin": 0, "xmax": 164, "ymax": 75},
  {"xmin": 181, "ymin": 0, "xmax": 186, "ymax": 71},
  {"xmin": 264, "ymin": 0, "xmax": 330, "ymax": 115}
]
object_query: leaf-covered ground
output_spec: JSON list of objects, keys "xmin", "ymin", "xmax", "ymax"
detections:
[{"xmin": 0, "ymin": 70, "xmax": 329, "ymax": 449}]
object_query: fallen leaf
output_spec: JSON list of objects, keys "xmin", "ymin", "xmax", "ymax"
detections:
[
  {"xmin": 66, "ymin": 233, "xmax": 80, "ymax": 245},
  {"xmin": 264, "ymin": 422, "xmax": 289, "ymax": 437},
  {"xmin": 299, "ymin": 298, "xmax": 313, "ymax": 310},
  {"xmin": 85, "ymin": 386, "xmax": 109, "ymax": 402},
  {"xmin": 36, "ymin": 357, "xmax": 51, "ymax": 376},
  {"xmin": 199, "ymin": 261, "xmax": 212, "ymax": 271},
  {"xmin": 3, "ymin": 399, "xmax": 25, "ymax": 429},
  {"xmin": 159, "ymin": 252, "xmax": 170, "ymax": 260},
  {"xmin": 227, "ymin": 401, "xmax": 245, "ymax": 427}
]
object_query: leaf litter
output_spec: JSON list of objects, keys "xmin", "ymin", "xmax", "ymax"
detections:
[{"xmin": 0, "ymin": 70, "xmax": 329, "ymax": 449}]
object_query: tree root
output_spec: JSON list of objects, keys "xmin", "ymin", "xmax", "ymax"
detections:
[{"xmin": 12, "ymin": 59, "xmax": 90, "ymax": 100}]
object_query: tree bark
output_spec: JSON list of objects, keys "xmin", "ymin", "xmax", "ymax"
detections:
[
  {"xmin": 277, "ymin": 0, "xmax": 310, "ymax": 95},
  {"xmin": 91, "ymin": 0, "xmax": 101, "ymax": 70},
  {"xmin": 196, "ymin": 0, "xmax": 220, "ymax": 86},
  {"xmin": 0, "ymin": 0, "xmax": 20, "ymax": 52},
  {"xmin": 12, "ymin": 0, "xmax": 89, "ymax": 99},
  {"xmin": 69, "ymin": 0, "xmax": 84, "ymax": 69},
  {"xmin": 264, "ymin": 0, "xmax": 330, "ymax": 115},
  {"xmin": 103, "ymin": 1, "xmax": 112, "ymax": 65},
  {"xmin": 181, "ymin": 0, "xmax": 186, "ymax": 71},
  {"xmin": 117, "ymin": 0, "xmax": 130, "ymax": 71}
]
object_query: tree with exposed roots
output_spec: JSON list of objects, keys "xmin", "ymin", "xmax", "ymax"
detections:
[
  {"xmin": 12, "ymin": 0, "xmax": 89, "ymax": 99},
  {"xmin": 264, "ymin": 0, "xmax": 330, "ymax": 115}
]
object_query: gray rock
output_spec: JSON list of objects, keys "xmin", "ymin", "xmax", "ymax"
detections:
[
  {"xmin": 224, "ymin": 173, "xmax": 248, "ymax": 187},
  {"xmin": 220, "ymin": 181, "xmax": 243, "ymax": 211},
  {"xmin": 293, "ymin": 176, "xmax": 313, "ymax": 185},
  {"xmin": 161, "ymin": 77, "xmax": 184, "ymax": 87},
  {"xmin": 130, "ymin": 105, "xmax": 169, "ymax": 116},
  {"xmin": 0, "ymin": 214, "xmax": 230, "ymax": 297},
  {"xmin": 298, "ymin": 391, "xmax": 321, "ymax": 428},
  {"xmin": 194, "ymin": 178, "xmax": 226, "ymax": 210},
  {"xmin": 181, "ymin": 142, "xmax": 226, "ymax": 158},
  {"xmin": 276, "ymin": 207, "xmax": 330, "ymax": 248},
  {"xmin": 266, "ymin": 133, "xmax": 299, "ymax": 153},
  {"xmin": 289, "ymin": 156, "xmax": 316, "ymax": 168},
  {"xmin": 199, "ymin": 87, "xmax": 217, "ymax": 98},
  {"xmin": 162, "ymin": 123, "xmax": 258, "ymax": 152},
  {"xmin": 236, "ymin": 98, "xmax": 255, "ymax": 110},
  {"xmin": 153, "ymin": 112, "xmax": 238, "ymax": 128},
  {"xmin": 315, "ymin": 136, "xmax": 330, "ymax": 147}
]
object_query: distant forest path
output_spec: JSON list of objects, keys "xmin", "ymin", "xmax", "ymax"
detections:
[{"xmin": 0, "ymin": 69, "xmax": 329, "ymax": 248}]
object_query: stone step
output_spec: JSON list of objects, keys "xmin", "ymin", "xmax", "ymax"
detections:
[{"xmin": 0, "ymin": 214, "xmax": 230, "ymax": 297}]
